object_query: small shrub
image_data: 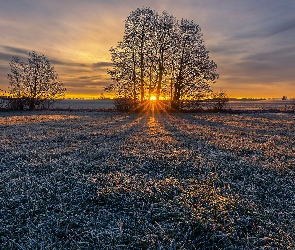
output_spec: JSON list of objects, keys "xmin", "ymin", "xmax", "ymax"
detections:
[
  {"xmin": 6, "ymin": 97, "xmax": 27, "ymax": 110},
  {"xmin": 210, "ymin": 91, "xmax": 229, "ymax": 111},
  {"xmin": 5, "ymin": 97, "xmax": 56, "ymax": 110},
  {"xmin": 290, "ymin": 98, "xmax": 295, "ymax": 112},
  {"xmin": 114, "ymin": 98, "xmax": 139, "ymax": 112}
]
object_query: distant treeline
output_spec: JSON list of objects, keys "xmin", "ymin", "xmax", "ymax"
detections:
[{"xmin": 229, "ymin": 98, "xmax": 267, "ymax": 101}]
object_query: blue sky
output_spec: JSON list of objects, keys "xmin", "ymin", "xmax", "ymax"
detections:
[{"xmin": 0, "ymin": 0, "xmax": 294, "ymax": 98}]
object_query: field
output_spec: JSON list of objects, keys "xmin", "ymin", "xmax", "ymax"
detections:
[
  {"xmin": 52, "ymin": 99, "xmax": 115, "ymax": 110},
  {"xmin": 0, "ymin": 110, "xmax": 294, "ymax": 249},
  {"xmin": 50, "ymin": 99, "xmax": 294, "ymax": 111}
]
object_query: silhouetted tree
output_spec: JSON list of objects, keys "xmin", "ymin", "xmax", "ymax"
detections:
[
  {"xmin": 154, "ymin": 11, "xmax": 177, "ymax": 101},
  {"xmin": 107, "ymin": 8, "xmax": 158, "ymax": 102},
  {"xmin": 106, "ymin": 7, "xmax": 218, "ymax": 109},
  {"xmin": 171, "ymin": 19, "xmax": 218, "ymax": 109},
  {"xmin": 106, "ymin": 42, "xmax": 137, "ymax": 100},
  {"xmin": 7, "ymin": 51, "xmax": 65, "ymax": 110}
]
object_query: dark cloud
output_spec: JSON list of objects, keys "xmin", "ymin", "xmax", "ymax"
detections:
[
  {"xmin": 0, "ymin": 52, "xmax": 16, "ymax": 62},
  {"xmin": 242, "ymin": 46, "xmax": 295, "ymax": 64},
  {"xmin": 209, "ymin": 44, "xmax": 248, "ymax": 56},
  {"xmin": 50, "ymin": 59, "xmax": 88, "ymax": 68},
  {"xmin": 235, "ymin": 18, "xmax": 295, "ymax": 39},
  {"xmin": 237, "ymin": 47, "xmax": 295, "ymax": 84},
  {"xmin": 92, "ymin": 62, "xmax": 113, "ymax": 69},
  {"xmin": 79, "ymin": 76, "xmax": 91, "ymax": 80},
  {"xmin": 0, "ymin": 47, "xmax": 89, "ymax": 68},
  {"xmin": 214, "ymin": 43, "xmax": 295, "ymax": 91},
  {"xmin": 0, "ymin": 48, "xmax": 31, "ymax": 65},
  {"xmin": 266, "ymin": 19, "xmax": 295, "ymax": 37},
  {"xmin": 64, "ymin": 80, "xmax": 110, "ymax": 89},
  {"xmin": 70, "ymin": 76, "xmax": 110, "ymax": 84},
  {"xmin": 1, "ymin": 45, "xmax": 29, "ymax": 56},
  {"xmin": 57, "ymin": 67, "xmax": 92, "ymax": 75},
  {"xmin": 220, "ymin": 53, "xmax": 295, "ymax": 86}
]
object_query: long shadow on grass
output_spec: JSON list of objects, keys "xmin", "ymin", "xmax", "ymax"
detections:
[
  {"xmin": 156, "ymin": 112, "xmax": 295, "ymax": 248},
  {"xmin": 175, "ymin": 113, "xmax": 294, "ymax": 168},
  {"xmin": 87, "ymin": 111, "xmax": 294, "ymax": 248},
  {"xmin": 0, "ymin": 112, "xmax": 153, "ymax": 249},
  {"xmin": 87, "ymin": 112, "xmax": 214, "ymax": 248},
  {"xmin": 87, "ymin": 112, "xmax": 256, "ymax": 248},
  {"xmin": 2, "ymin": 111, "xmax": 294, "ymax": 249}
]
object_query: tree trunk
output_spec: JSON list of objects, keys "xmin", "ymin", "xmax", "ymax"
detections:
[
  {"xmin": 156, "ymin": 63, "xmax": 164, "ymax": 101},
  {"xmin": 148, "ymin": 66, "xmax": 152, "ymax": 100},
  {"xmin": 140, "ymin": 36, "xmax": 145, "ymax": 102},
  {"xmin": 172, "ymin": 82, "xmax": 181, "ymax": 110},
  {"xmin": 29, "ymin": 98, "xmax": 35, "ymax": 110},
  {"xmin": 156, "ymin": 47, "xmax": 165, "ymax": 101},
  {"xmin": 132, "ymin": 50, "xmax": 137, "ymax": 101},
  {"xmin": 140, "ymin": 63, "xmax": 144, "ymax": 102}
]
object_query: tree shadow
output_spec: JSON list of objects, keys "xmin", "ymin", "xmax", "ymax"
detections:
[
  {"xmin": 153, "ymin": 112, "xmax": 295, "ymax": 247},
  {"xmin": 1, "ymin": 111, "xmax": 294, "ymax": 249}
]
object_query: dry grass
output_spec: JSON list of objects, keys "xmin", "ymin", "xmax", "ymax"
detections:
[{"xmin": 0, "ymin": 110, "xmax": 294, "ymax": 249}]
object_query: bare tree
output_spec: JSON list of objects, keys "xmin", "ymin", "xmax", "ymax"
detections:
[
  {"xmin": 170, "ymin": 19, "xmax": 218, "ymax": 109},
  {"xmin": 106, "ymin": 42, "xmax": 137, "ymax": 100},
  {"xmin": 153, "ymin": 11, "xmax": 177, "ymax": 101},
  {"xmin": 7, "ymin": 51, "xmax": 65, "ymax": 110},
  {"xmin": 105, "ymin": 8, "xmax": 218, "ymax": 110},
  {"xmin": 107, "ymin": 8, "xmax": 157, "ymax": 102}
]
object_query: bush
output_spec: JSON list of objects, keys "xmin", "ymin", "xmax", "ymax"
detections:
[
  {"xmin": 0, "ymin": 98, "xmax": 6, "ymax": 110},
  {"xmin": 114, "ymin": 98, "xmax": 139, "ymax": 112},
  {"xmin": 5, "ymin": 97, "xmax": 55, "ymax": 111},
  {"xmin": 172, "ymin": 100, "xmax": 203, "ymax": 111},
  {"xmin": 209, "ymin": 91, "xmax": 229, "ymax": 111},
  {"xmin": 6, "ymin": 97, "xmax": 26, "ymax": 110},
  {"xmin": 290, "ymin": 99, "xmax": 295, "ymax": 112},
  {"xmin": 170, "ymin": 91, "xmax": 229, "ymax": 112}
]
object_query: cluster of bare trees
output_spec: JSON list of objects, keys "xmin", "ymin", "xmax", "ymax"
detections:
[
  {"xmin": 105, "ymin": 7, "xmax": 218, "ymax": 108},
  {"xmin": 6, "ymin": 51, "xmax": 65, "ymax": 110},
  {"xmin": 4, "ymin": 7, "xmax": 219, "ymax": 111}
]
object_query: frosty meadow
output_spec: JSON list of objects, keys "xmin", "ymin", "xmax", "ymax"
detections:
[{"xmin": 1, "ymin": 110, "xmax": 294, "ymax": 249}]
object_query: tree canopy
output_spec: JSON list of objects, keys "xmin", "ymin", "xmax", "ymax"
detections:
[
  {"xmin": 7, "ymin": 51, "xmax": 66, "ymax": 110},
  {"xmin": 106, "ymin": 7, "xmax": 218, "ymax": 106}
]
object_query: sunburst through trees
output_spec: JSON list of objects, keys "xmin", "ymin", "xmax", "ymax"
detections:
[{"xmin": 105, "ymin": 7, "xmax": 219, "ymax": 110}]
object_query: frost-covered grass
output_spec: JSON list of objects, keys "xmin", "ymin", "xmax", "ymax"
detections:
[{"xmin": 0, "ymin": 110, "xmax": 294, "ymax": 249}]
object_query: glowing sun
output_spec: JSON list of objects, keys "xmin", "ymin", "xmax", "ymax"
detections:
[{"xmin": 150, "ymin": 95, "xmax": 157, "ymax": 101}]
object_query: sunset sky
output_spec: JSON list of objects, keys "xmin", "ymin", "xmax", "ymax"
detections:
[{"xmin": 0, "ymin": 0, "xmax": 294, "ymax": 99}]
